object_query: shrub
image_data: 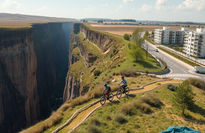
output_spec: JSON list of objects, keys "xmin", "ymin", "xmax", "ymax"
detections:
[
  {"xmin": 124, "ymin": 34, "xmax": 130, "ymax": 41},
  {"xmin": 90, "ymin": 118, "xmax": 101, "ymax": 126},
  {"xmin": 94, "ymin": 70, "xmax": 101, "ymax": 77},
  {"xmin": 120, "ymin": 69, "xmax": 141, "ymax": 77},
  {"xmin": 140, "ymin": 94, "xmax": 163, "ymax": 108},
  {"xmin": 173, "ymin": 80, "xmax": 195, "ymax": 115},
  {"xmin": 167, "ymin": 84, "xmax": 177, "ymax": 91},
  {"xmin": 70, "ymin": 95, "xmax": 90, "ymax": 106},
  {"xmin": 121, "ymin": 103, "xmax": 135, "ymax": 115},
  {"xmin": 88, "ymin": 125, "xmax": 101, "ymax": 133},
  {"xmin": 134, "ymin": 101, "xmax": 152, "ymax": 114},
  {"xmin": 115, "ymin": 114, "xmax": 127, "ymax": 124},
  {"xmin": 106, "ymin": 115, "xmax": 112, "ymax": 120},
  {"xmin": 87, "ymin": 86, "xmax": 104, "ymax": 98},
  {"xmin": 188, "ymin": 78, "xmax": 205, "ymax": 90}
]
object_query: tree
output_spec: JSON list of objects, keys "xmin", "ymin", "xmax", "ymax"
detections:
[
  {"xmin": 144, "ymin": 31, "xmax": 149, "ymax": 39},
  {"xmin": 173, "ymin": 81, "xmax": 195, "ymax": 115},
  {"xmin": 123, "ymin": 34, "xmax": 130, "ymax": 41},
  {"xmin": 127, "ymin": 43, "xmax": 144, "ymax": 62},
  {"xmin": 132, "ymin": 28, "xmax": 144, "ymax": 46}
]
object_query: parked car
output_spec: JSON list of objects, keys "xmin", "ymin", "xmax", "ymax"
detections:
[
  {"xmin": 155, "ymin": 49, "xmax": 159, "ymax": 52},
  {"xmin": 194, "ymin": 66, "xmax": 205, "ymax": 74}
]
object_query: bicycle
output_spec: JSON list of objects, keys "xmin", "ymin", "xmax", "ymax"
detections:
[
  {"xmin": 100, "ymin": 91, "xmax": 114, "ymax": 105},
  {"xmin": 116, "ymin": 86, "xmax": 130, "ymax": 99}
]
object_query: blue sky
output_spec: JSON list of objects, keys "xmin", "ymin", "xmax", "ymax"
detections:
[{"xmin": 0, "ymin": 0, "xmax": 205, "ymax": 22}]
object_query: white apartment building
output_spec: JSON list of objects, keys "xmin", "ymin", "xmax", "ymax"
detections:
[
  {"xmin": 184, "ymin": 28, "xmax": 205, "ymax": 58},
  {"xmin": 154, "ymin": 27, "xmax": 187, "ymax": 45}
]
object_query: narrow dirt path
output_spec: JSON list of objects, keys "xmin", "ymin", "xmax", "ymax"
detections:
[
  {"xmin": 59, "ymin": 103, "xmax": 101, "ymax": 133},
  {"xmin": 55, "ymin": 80, "xmax": 181, "ymax": 133}
]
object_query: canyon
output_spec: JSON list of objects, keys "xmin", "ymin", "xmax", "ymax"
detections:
[{"xmin": 0, "ymin": 22, "xmax": 74, "ymax": 133}]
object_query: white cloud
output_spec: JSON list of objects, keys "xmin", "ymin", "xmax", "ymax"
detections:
[
  {"xmin": 0, "ymin": 0, "xmax": 21, "ymax": 9},
  {"xmin": 156, "ymin": 0, "xmax": 167, "ymax": 6},
  {"xmin": 123, "ymin": 0, "xmax": 134, "ymax": 3},
  {"xmin": 140, "ymin": 4, "xmax": 152, "ymax": 12},
  {"xmin": 155, "ymin": 0, "xmax": 168, "ymax": 10},
  {"xmin": 178, "ymin": 0, "xmax": 205, "ymax": 11}
]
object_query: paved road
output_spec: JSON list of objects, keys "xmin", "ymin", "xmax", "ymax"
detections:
[{"xmin": 143, "ymin": 41, "xmax": 205, "ymax": 80}]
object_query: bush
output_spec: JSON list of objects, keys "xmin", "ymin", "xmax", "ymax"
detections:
[
  {"xmin": 120, "ymin": 69, "xmax": 141, "ymax": 77},
  {"xmin": 140, "ymin": 94, "xmax": 163, "ymax": 108},
  {"xmin": 88, "ymin": 125, "xmax": 101, "ymax": 133},
  {"xmin": 173, "ymin": 80, "xmax": 195, "ymax": 115},
  {"xmin": 70, "ymin": 95, "xmax": 90, "ymax": 106},
  {"xmin": 134, "ymin": 101, "xmax": 152, "ymax": 114},
  {"xmin": 94, "ymin": 70, "xmax": 101, "ymax": 77},
  {"xmin": 167, "ymin": 84, "xmax": 177, "ymax": 91},
  {"xmin": 121, "ymin": 103, "xmax": 135, "ymax": 115},
  {"xmin": 124, "ymin": 34, "xmax": 130, "ymax": 41},
  {"xmin": 115, "ymin": 114, "xmax": 127, "ymax": 124},
  {"xmin": 90, "ymin": 118, "xmax": 101, "ymax": 126},
  {"xmin": 188, "ymin": 78, "xmax": 205, "ymax": 90},
  {"xmin": 88, "ymin": 86, "xmax": 104, "ymax": 98}
]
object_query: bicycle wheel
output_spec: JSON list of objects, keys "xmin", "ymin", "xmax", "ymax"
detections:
[
  {"xmin": 100, "ymin": 96, "xmax": 106, "ymax": 105},
  {"xmin": 116, "ymin": 89, "xmax": 122, "ymax": 99},
  {"xmin": 125, "ymin": 87, "xmax": 130, "ymax": 96},
  {"xmin": 108, "ymin": 93, "xmax": 114, "ymax": 102}
]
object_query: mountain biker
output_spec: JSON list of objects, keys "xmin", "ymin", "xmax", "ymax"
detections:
[
  {"xmin": 104, "ymin": 84, "xmax": 111, "ymax": 99},
  {"xmin": 119, "ymin": 76, "xmax": 127, "ymax": 93}
]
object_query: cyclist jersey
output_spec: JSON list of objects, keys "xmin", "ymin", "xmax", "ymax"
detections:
[
  {"xmin": 120, "ymin": 79, "xmax": 127, "ymax": 86},
  {"xmin": 105, "ymin": 86, "xmax": 111, "ymax": 91}
]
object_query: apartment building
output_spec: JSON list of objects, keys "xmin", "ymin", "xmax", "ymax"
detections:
[
  {"xmin": 184, "ymin": 28, "xmax": 205, "ymax": 58},
  {"xmin": 154, "ymin": 27, "xmax": 187, "ymax": 45}
]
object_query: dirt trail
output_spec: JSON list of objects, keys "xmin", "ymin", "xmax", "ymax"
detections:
[
  {"xmin": 59, "ymin": 103, "xmax": 101, "ymax": 133},
  {"xmin": 55, "ymin": 80, "xmax": 181, "ymax": 133}
]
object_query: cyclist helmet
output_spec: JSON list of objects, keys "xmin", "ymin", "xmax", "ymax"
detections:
[
  {"xmin": 121, "ymin": 76, "xmax": 124, "ymax": 79},
  {"xmin": 104, "ymin": 83, "xmax": 107, "ymax": 87}
]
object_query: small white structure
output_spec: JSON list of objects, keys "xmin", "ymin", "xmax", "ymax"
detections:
[
  {"xmin": 184, "ymin": 28, "xmax": 205, "ymax": 58},
  {"xmin": 154, "ymin": 27, "xmax": 186, "ymax": 45}
]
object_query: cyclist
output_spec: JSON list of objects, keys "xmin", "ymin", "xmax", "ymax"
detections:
[
  {"xmin": 104, "ymin": 84, "xmax": 111, "ymax": 100},
  {"xmin": 119, "ymin": 76, "xmax": 127, "ymax": 93}
]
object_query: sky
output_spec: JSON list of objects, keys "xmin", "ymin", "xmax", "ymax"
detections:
[{"xmin": 0, "ymin": 0, "xmax": 205, "ymax": 22}]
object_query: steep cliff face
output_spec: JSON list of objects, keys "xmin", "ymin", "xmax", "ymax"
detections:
[
  {"xmin": 0, "ymin": 22, "xmax": 74, "ymax": 133},
  {"xmin": 0, "ymin": 29, "xmax": 39, "ymax": 132},
  {"xmin": 63, "ymin": 34, "xmax": 80, "ymax": 100},
  {"xmin": 63, "ymin": 23, "xmax": 114, "ymax": 101},
  {"xmin": 77, "ymin": 23, "xmax": 113, "ymax": 51}
]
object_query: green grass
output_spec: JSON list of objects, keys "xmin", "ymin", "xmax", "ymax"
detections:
[
  {"xmin": 158, "ymin": 47, "xmax": 199, "ymax": 66},
  {"xmin": 165, "ymin": 45, "xmax": 184, "ymax": 53},
  {"xmin": 74, "ymin": 84, "xmax": 205, "ymax": 133}
]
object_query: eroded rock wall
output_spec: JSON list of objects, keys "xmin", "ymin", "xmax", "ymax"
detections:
[
  {"xmin": 63, "ymin": 23, "xmax": 113, "ymax": 101},
  {"xmin": 0, "ymin": 29, "xmax": 39, "ymax": 132},
  {"xmin": 0, "ymin": 22, "xmax": 74, "ymax": 133}
]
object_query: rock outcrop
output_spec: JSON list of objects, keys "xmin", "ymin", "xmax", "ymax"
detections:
[{"xmin": 0, "ymin": 22, "xmax": 74, "ymax": 133}]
